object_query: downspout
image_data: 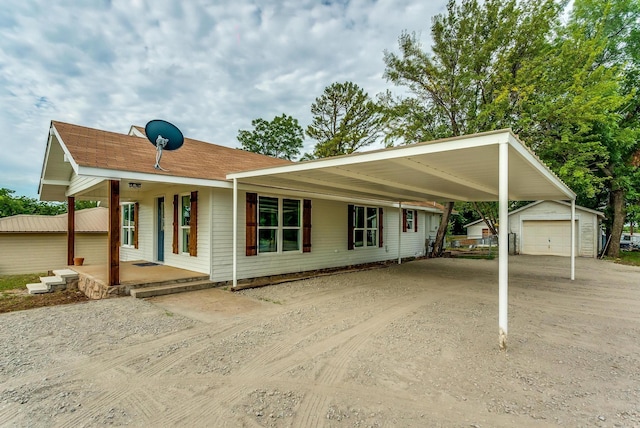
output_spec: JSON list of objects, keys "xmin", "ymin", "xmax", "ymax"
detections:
[{"xmin": 398, "ymin": 202, "xmax": 402, "ymax": 264}]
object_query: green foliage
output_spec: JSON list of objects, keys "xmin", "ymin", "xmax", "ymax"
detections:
[
  {"xmin": 75, "ymin": 200, "xmax": 99, "ymax": 210},
  {"xmin": 0, "ymin": 188, "xmax": 99, "ymax": 218},
  {"xmin": 383, "ymin": 0, "xmax": 562, "ymax": 140},
  {"xmin": 237, "ymin": 114, "xmax": 304, "ymax": 160},
  {"xmin": 306, "ymin": 81, "xmax": 383, "ymax": 158},
  {"xmin": 0, "ymin": 188, "xmax": 66, "ymax": 218}
]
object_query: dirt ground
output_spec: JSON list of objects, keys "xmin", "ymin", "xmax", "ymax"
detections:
[{"xmin": 1, "ymin": 256, "xmax": 639, "ymax": 427}]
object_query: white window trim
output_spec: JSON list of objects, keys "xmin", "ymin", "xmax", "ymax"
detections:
[
  {"xmin": 121, "ymin": 202, "xmax": 135, "ymax": 248},
  {"xmin": 353, "ymin": 205, "xmax": 379, "ymax": 249},
  {"xmin": 180, "ymin": 194, "xmax": 191, "ymax": 255},
  {"xmin": 258, "ymin": 196, "xmax": 302, "ymax": 255},
  {"xmin": 406, "ymin": 209, "xmax": 414, "ymax": 232}
]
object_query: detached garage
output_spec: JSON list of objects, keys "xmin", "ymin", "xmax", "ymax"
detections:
[{"xmin": 508, "ymin": 201, "xmax": 604, "ymax": 258}]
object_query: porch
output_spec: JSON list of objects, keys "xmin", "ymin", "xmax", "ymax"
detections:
[{"xmin": 71, "ymin": 261, "xmax": 209, "ymax": 299}]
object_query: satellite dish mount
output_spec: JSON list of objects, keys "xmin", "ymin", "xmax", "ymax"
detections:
[{"xmin": 144, "ymin": 119, "xmax": 184, "ymax": 171}]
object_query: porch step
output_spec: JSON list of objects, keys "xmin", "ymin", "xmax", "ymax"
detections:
[
  {"xmin": 130, "ymin": 280, "xmax": 215, "ymax": 299},
  {"xmin": 27, "ymin": 283, "xmax": 50, "ymax": 294},
  {"xmin": 25, "ymin": 270, "xmax": 79, "ymax": 294},
  {"xmin": 52, "ymin": 269, "xmax": 79, "ymax": 280},
  {"xmin": 40, "ymin": 276, "xmax": 66, "ymax": 287}
]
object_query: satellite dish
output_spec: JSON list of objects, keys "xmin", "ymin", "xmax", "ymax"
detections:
[{"xmin": 145, "ymin": 119, "xmax": 184, "ymax": 171}]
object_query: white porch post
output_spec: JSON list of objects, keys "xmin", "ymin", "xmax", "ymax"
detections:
[
  {"xmin": 232, "ymin": 178, "xmax": 238, "ymax": 289},
  {"xmin": 398, "ymin": 202, "xmax": 402, "ymax": 264},
  {"xmin": 499, "ymin": 141, "xmax": 509, "ymax": 350},
  {"xmin": 571, "ymin": 198, "xmax": 575, "ymax": 280}
]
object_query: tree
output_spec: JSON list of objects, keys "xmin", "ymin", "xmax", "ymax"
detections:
[
  {"xmin": 306, "ymin": 81, "xmax": 384, "ymax": 158},
  {"xmin": 383, "ymin": 0, "xmax": 561, "ymax": 256},
  {"xmin": 519, "ymin": 0, "xmax": 640, "ymax": 257},
  {"xmin": 0, "ymin": 188, "xmax": 66, "ymax": 218},
  {"xmin": 237, "ymin": 114, "xmax": 304, "ymax": 160}
]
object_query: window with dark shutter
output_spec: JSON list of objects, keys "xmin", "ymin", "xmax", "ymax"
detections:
[
  {"xmin": 189, "ymin": 191, "xmax": 198, "ymax": 256},
  {"xmin": 379, "ymin": 207, "xmax": 384, "ymax": 247},
  {"xmin": 303, "ymin": 199, "xmax": 312, "ymax": 253},
  {"xmin": 402, "ymin": 209, "xmax": 407, "ymax": 232},
  {"xmin": 347, "ymin": 204, "xmax": 354, "ymax": 250},
  {"xmin": 133, "ymin": 202, "xmax": 139, "ymax": 249},
  {"xmin": 246, "ymin": 193, "xmax": 258, "ymax": 256},
  {"xmin": 172, "ymin": 194, "xmax": 179, "ymax": 254},
  {"xmin": 414, "ymin": 210, "xmax": 418, "ymax": 232}
]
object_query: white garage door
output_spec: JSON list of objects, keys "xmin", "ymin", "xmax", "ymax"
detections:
[{"xmin": 522, "ymin": 220, "xmax": 577, "ymax": 256}]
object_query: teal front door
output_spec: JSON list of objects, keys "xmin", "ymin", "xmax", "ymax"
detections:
[{"xmin": 157, "ymin": 197, "xmax": 165, "ymax": 262}]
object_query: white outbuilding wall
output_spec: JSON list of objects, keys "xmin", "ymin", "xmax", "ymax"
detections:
[{"xmin": 507, "ymin": 201, "xmax": 602, "ymax": 258}]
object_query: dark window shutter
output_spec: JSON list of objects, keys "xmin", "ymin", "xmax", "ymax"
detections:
[
  {"xmin": 402, "ymin": 209, "xmax": 407, "ymax": 232},
  {"xmin": 172, "ymin": 194, "xmax": 179, "ymax": 254},
  {"xmin": 347, "ymin": 204, "xmax": 354, "ymax": 250},
  {"xmin": 414, "ymin": 210, "xmax": 418, "ymax": 232},
  {"xmin": 133, "ymin": 202, "xmax": 139, "ymax": 249},
  {"xmin": 379, "ymin": 207, "xmax": 384, "ymax": 248},
  {"xmin": 246, "ymin": 193, "xmax": 257, "ymax": 256},
  {"xmin": 303, "ymin": 199, "xmax": 312, "ymax": 253},
  {"xmin": 189, "ymin": 191, "xmax": 198, "ymax": 256}
]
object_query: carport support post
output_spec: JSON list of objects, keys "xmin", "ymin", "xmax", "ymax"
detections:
[
  {"xmin": 108, "ymin": 180, "xmax": 120, "ymax": 286},
  {"xmin": 398, "ymin": 202, "xmax": 402, "ymax": 264},
  {"xmin": 232, "ymin": 178, "xmax": 238, "ymax": 289},
  {"xmin": 67, "ymin": 196, "xmax": 75, "ymax": 266},
  {"xmin": 498, "ymin": 141, "xmax": 509, "ymax": 351},
  {"xmin": 571, "ymin": 199, "xmax": 575, "ymax": 280}
]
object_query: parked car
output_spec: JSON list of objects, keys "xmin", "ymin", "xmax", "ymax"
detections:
[{"xmin": 620, "ymin": 235, "xmax": 640, "ymax": 251}]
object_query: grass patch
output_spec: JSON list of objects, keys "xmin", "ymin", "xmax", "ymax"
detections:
[
  {"xmin": 612, "ymin": 251, "xmax": 640, "ymax": 267},
  {"xmin": 0, "ymin": 272, "xmax": 89, "ymax": 313},
  {"xmin": 0, "ymin": 272, "xmax": 46, "ymax": 292}
]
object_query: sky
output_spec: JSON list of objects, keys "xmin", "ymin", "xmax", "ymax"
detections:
[{"xmin": 0, "ymin": 0, "xmax": 447, "ymax": 199}]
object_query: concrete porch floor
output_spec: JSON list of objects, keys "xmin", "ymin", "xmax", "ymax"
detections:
[{"xmin": 70, "ymin": 261, "xmax": 208, "ymax": 287}]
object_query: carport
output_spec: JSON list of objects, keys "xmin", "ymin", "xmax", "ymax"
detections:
[{"xmin": 227, "ymin": 129, "xmax": 576, "ymax": 350}]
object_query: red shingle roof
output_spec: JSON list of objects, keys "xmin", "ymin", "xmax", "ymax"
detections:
[{"xmin": 52, "ymin": 121, "xmax": 291, "ymax": 181}]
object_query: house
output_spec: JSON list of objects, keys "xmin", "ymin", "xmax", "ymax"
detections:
[
  {"xmin": 464, "ymin": 201, "xmax": 604, "ymax": 257},
  {"xmin": 39, "ymin": 122, "xmax": 443, "ymax": 285},
  {"xmin": 38, "ymin": 121, "xmax": 578, "ymax": 349},
  {"xmin": 0, "ymin": 207, "xmax": 107, "ymax": 275}
]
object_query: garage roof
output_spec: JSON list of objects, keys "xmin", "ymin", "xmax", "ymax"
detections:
[{"xmin": 228, "ymin": 129, "xmax": 575, "ymax": 203}]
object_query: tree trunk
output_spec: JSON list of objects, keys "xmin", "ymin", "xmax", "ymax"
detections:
[
  {"xmin": 606, "ymin": 188, "xmax": 625, "ymax": 258},
  {"xmin": 431, "ymin": 202, "xmax": 455, "ymax": 257},
  {"xmin": 472, "ymin": 201, "xmax": 498, "ymax": 236}
]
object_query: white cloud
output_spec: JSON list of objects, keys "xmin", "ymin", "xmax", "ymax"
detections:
[{"xmin": 0, "ymin": 0, "xmax": 445, "ymax": 198}]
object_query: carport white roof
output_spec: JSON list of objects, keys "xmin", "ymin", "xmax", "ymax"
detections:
[{"xmin": 227, "ymin": 129, "xmax": 575, "ymax": 203}]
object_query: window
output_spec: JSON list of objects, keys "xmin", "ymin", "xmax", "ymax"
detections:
[
  {"xmin": 406, "ymin": 210, "xmax": 414, "ymax": 231},
  {"xmin": 402, "ymin": 209, "xmax": 418, "ymax": 233},
  {"xmin": 258, "ymin": 196, "xmax": 301, "ymax": 253},
  {"xmin": 121, "ymin": 203, "xmax": 135, "ymax": 247},
  {"xmin": 180, "ymin": 194, "xmax": 190, "ymax": 253},
  {"xmin": 353, "ymin": 205, "xmax": 379, "ymax": 248}
]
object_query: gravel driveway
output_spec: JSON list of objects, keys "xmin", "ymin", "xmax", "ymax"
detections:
[{"xmin": 1, "ymin": 256, "xmax": 639, "ymax": 427}]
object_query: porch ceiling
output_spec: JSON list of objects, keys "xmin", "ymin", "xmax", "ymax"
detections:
[{"xmin": 227, "ymin": 129, "xmax": 575, "ymax": 203}]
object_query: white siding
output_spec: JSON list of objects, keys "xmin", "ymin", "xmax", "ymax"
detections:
[
  {"xmin": 508, "ymin": 201, "xmax": 600, "ymax": 258},
  {"xmin": 0, "ymin": 233, "xmax": 107, "ymax": 275},
  {"xmin": 211, "ymin": 189, "xmax": 440, "ymax": 282},
  {"xmin": 465, "ymin": 224, "xmax": 486, "ymax": 239},
  {"xmin": 119, "ymin": 186, "xmax": 211, "ymax": 274},
  {"xmin": 67, "ymin": 174, "xmax": 104, "ymax": 196}
]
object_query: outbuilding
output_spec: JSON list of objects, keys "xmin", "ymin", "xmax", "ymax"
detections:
[
  {"xmin": 464, "ymin": 201, "xmax": 604, "ymax": 258},
  {"xmin": 0, "ymin": 207, "xmax": 108, "ymax": 275}
]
